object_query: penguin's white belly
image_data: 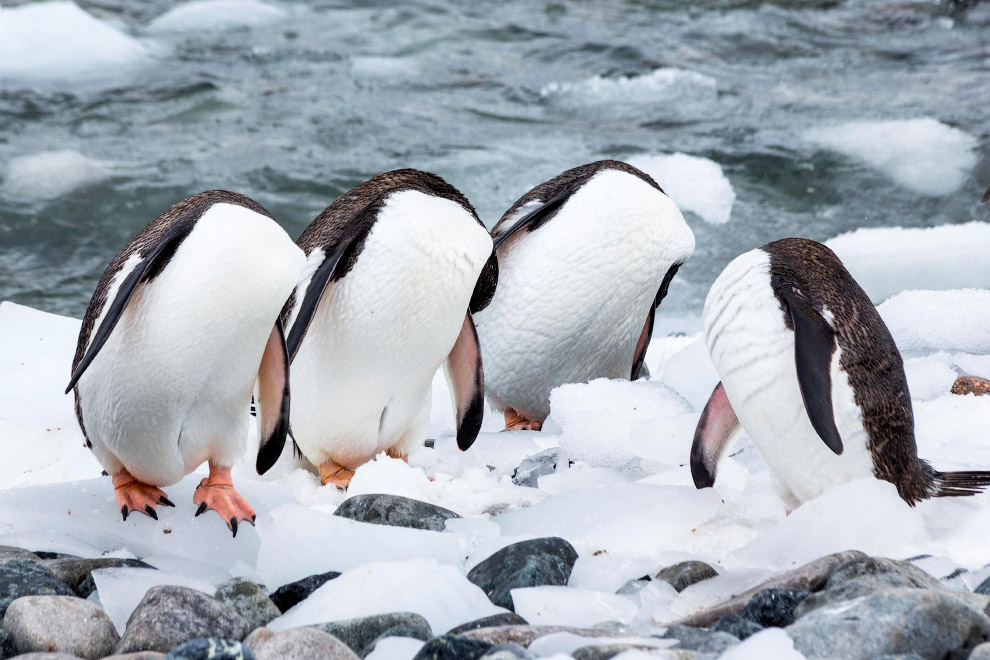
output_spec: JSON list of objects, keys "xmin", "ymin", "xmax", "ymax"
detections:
[
  {"xmin": 288, "ymin": 192, "xmax": 492, "ymax": 468},
  {"xmin": 476, "ymin": 170, "xmax": 691, "ymax": 420},
  {"xmin": 704, "ymin": 249, "xmax": 874, "ymax": 504},
  {"xmin": 78, "ymin": 204, "xmax": 305, "ymax": 486}
]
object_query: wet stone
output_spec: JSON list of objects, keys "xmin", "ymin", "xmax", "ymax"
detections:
[
  {"xmin": 244, "ymin": 627, "xmax": 359, "ymax": 660},
  {"xmin": 660, "ymin": 625, "xmax": 739, "ymax": 653},
  {"xmin": 447, "ymin": 613, "xmax": 528, "ymax": 635},
  {"xmin": 412, "ymin": 635, "xmax": 493, "ymax": 660},
  {"xmin": 712, "ymin": 613, "xmax": 763, "ymax": 640},
  {"xmin": 311, "ymin": 612, "xmax": 432, "ymax": 656},
  {"xmin": 214, "ymin": 578, "xmax": 280, "ymax": 630},
  {"xmin": 164, "ymin": 638, "xmax": 254, "ymax": 660},
  {"xmin": 43, "ymin": 558, "xmax": 153, "ymax": 592},
  {"xmin": 738, "ymin": 588, "xmax": 810, "ymax": 628},
  {"xmin": 333, "ymin": 494, "xmax": 461, "ymax": 532},
  {"xmin": 511, "ymin": 448, "xmax": 565, "ymax": 488},
  {"xmin": 269, "ymin": 571, "xmax": 341, "ymax": 613},
  {"xmin": 2, "ymin": 595, "xmax": 118, "ymax": 659},
  {"xmin": 102, "ymin": 654, "xmax": 167, "ymax": 660},
  {"xmin": 0, "ymin": 547, "xmax": 40, "ymax": 563},
  {"xmin": 467, "ymin": 537, "xmax": 579, "ymax": 611},
  {"xmin": 655, "ymin": 561, "xmax": 719, "ymax": 593},
  {"xmin": 0, "ymin": 559, "xmax": 74, "ymax": 619}
]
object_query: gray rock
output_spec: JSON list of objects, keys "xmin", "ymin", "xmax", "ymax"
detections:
[
  {"xmin": 412, "ymin": 635, "xmax": 493, "ymax": 660},
  {"xmin": 511, "ymin": 449, "xmax": 565, "ymax": 488},
  {"xmin": 656, "ymin": 561, "xmax": 719, "ymax": 593},
  {"xmin": 311, "ymin": 612, "xmax": 432, "ymax": 656},
  {"xmin": 0, "ymin": 547, "xmax": 39, "ymax": 563},
  {"xmin": 244, "ymin": 627, "xmax": 359, "ymax": 660},
  {"xmin": 461, "ymin": 626, "xmax": 626, "ymax": 647},
  {"xmin": 571, "ymin": 645, "xmax": 698, "ymax": 660},
  {"xmin": 115, "ymin": 586, "xmax": 252, "ymax": 654},
  {"xmin": 968, "ymin": 642, "xmax": 990, "ymax": 659},
  {"xmin": 43, "ymin": 558, "xmax": 153, "ymax": 591},
  {"xmin": 75, "ymin": 575, "xmax": 97, "ymax": 599},
  {"xmin": 478, "ymin": 643, "xmax": 535, "ymax": 659},
  {"xmin": 738, "ymin": 588, "xmax": 809, "ymax": 627},
  {"xmin": 269, "ymin": 571, "xmax": 341, "ymax": 613},
  {"xmin": 712, "ymin": 613, "xmax": 762, "ymax": 640},
  {"xmin": 214, "ymin": 578, "xmax": 280, "ymax": 629},
  {"xmin": 787, "ymin": 588, "xmax": 990, "ymax": 659},
  {"xmin": 365, "ymin": 623, "xmax": 433, "ymax": 656},
  {"xmin": 467, "ymin": 537, "xmax": 578, "ymax": 611},
  {"xmin": 0, "ymin": 560, "xmax": 74, "ymax": 619},
  {"xmin": 2, "ymin": 595, "xmax": 118, "ymax": 659},
  {"xmin": 447, "ymin": 614, "xmax": 528, "ymax": 635},
  {"xmin": 1, "ymin": 626, "xmax": 14, "ymax": 660},
  {"xmin": 102, "ymin": 654, "xmax": 167, "ymax": 660},
  {"xmin": 870, "ymin": 656, "xmax": 927, "ymax": 660},
  {"xmin": 164, "ymin": 638, "xmax": 254, "ymax": 659},
  {"xmin": 660, "ymin": 625, "xmax": 739, "ymax": 653},
  {"xmin": 975, "ymin": 576, "xmax": 990, "ymax": 596},
  {"xmin": 4, "ymin": 654, "xmax": 83, "ymax": 659},
  {"xmin": 333, "ymin": 494, "xmax": 461, "ymax": 532}
]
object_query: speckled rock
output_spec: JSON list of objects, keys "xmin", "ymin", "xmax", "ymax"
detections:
[
  {"xmin": 787, "ymin": 588, "xmax": 990, "ymax": 659},
  {"xmin": 244, "ymin": 627, "xmax": 359, "ymax": 660},
  {"xmin": 102, "ymin": 654, "xmax": 166, "ymax": 660},
  {"xmin": 447, "ymin": 613, "xmax": 528, "ymax": 635},
  {"xmin": 0, "ymin": 560, "xmax": 74, "ymax": 619},
  {"xmin": 952, "ymin": 376, "xmax": 990, "ymax": 396},
  {"xmin": 214, "ymin": 578, "xmax": 280, "ymax": 630},
  {"xmin": 461, "ymin": 626, "xmax": 623, "ymax": 647},
  {"xmin": 467, "ymin": 537, "xmax": 578, "ymax": 610},
  {"xmin": 411, "ymin": 635, "xmax": 493, "ymax": 660},
  {"xmin": 511, "ymin": 448, "xmax": 565, "ymax": 488},
  {"xmin": 0, "ymin": 547, "xmax": 39, "ymax": 563},
  {"xmin": 333, "ymin": 494, "xmax": 461, "ymax": 531},
  {"xmin": 738, "ymin": 588, "xmax": 810, "ymax": 627},
  {"xmin": 164, "ymin": 638, "xmax": 254, "ymax": 660},
  {"xmin": 660, "ymin": 625, "xmax": 739, "ymax": 653},
  {"xmin": 43, "ymin": 558, "xmax": 153, "ymax": 592},
  {"xmin": 312, "ymin": 612, "xmax": 432, "ymax": 656},
  {"xmin": 655, "ymin": 561, "xmax": 719, "ymax": 593},
  {"xmin": 712, "ymin": 613, "xmax": 762, "ymax": 640},
  {"xmin": 268, "ymin": 571, "xmax": 341, "ymax": 613},
  {"xmin": 4, "ymin": 654, "xmax": 83, "ymax": 659},
  {"xmin": 115, "ymin": 586, "xmax": 252, "ymax": 654},
  {"xmin": 478, "ymin": 643, "xmax": 535, "ymax": 659},
  {"xmin": 0, "ymin": 626, "xmax": 15, "ymax": 659},
  {"xmin": 2, "ymin": 595, "xmax": 118, "ymax": 659}
]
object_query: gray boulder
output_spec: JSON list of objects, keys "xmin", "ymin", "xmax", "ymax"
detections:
[
  {"xmin": 0, "ymin": 560, "xmax": 74, "ymax": 618},
  {"xmin": 738, "ymin": 588, "xmax": 809, "ymax": 627},
  {"xmin": 447, "ymin": 614, "xmax": 528, "ymax": 635},
  {"xmin": 311, "ymin": 612, "xmax": 432, "ymax": 656},
  {"xmin": 244, "ymin": 627, "xmax": 359, "ymax": 660},
  {"xmin": 269, "ymin": 571, "xmax": 341, "ymax": 613},
  {"xmin": 214, "ymin": 578, "xmax": 280, "ymax": 629},
  {"xmin": 0, "ymin": 547, "xmax": 39, "ymax": 563},
  {"xmin": 655, "ymin": 561, "xmax": 719, "ymax": 593},
  {"xmin": 2, "ymin": 595, "xmax": 118, "ymax": 659},
  {"xmin": 115, "ymin": 586, "xmax": 252, "ymax": 654},
  {"xmin": 467, "ymin": 537, "xmax": 578, "ymax": 610},
  {"xmin": 660, "ymin": 625, "xmax": 739, "ymax": 653},
  {"xmin": 102, "ymin": 654, "xmax": 167, "ymax": 660},
  {"xmin": 333, "ymin": 494, "xmax": 461, "ymax": 531},
  {"xmin": 511, "ymin": 449, "xmax": 565, "ymax": 488},
  {"xmin": 712, "ymin": 613, "xmax": 762, "ymax": 640},
  {"xmin": 412, "ymin": 635, "xmax": 493, "ymax": 660},
  {"xmin": 164, "ymin": 638, "xmax": 253, "ymax": 659}
]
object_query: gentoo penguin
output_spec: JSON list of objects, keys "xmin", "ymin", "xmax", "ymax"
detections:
[
  {"xmin": 282, "ymin": 169, "xmax": 495, "ymax": 489},
  {"xmin": 473, "ymin": 160, "xmax": 695, "ymax": 430},
  {"xmin": 692, "ymin": 238, "xmax": 990, "ymax": 507},
  {"xmin": 67, "ymin": 191, "xmax": 305, "ymax": 534}
]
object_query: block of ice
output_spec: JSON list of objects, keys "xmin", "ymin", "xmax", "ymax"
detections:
[
  {"xmin": 806, "ymin": 118, "xmax": 977, "ymax": 196},
  {"xmin": 627, "ymin": 153, "xmax": 736, "ymax": 225},
  {"xmin": 1, "ymin": 150, "xmax": 112, "ymax": 202},
  {"xmin": 659, "ymin": 335, "xmax": 719, "ymax": 411},
  {"xmin": 879, "ymin": 289, "xmax": 990, "ymax": 353},
  {"xmin": 268, "ymin": 559, "xmax": 506, "ymax": 633},
  {"xmin": 92, "ymin": 566, "xmax": 215, "ymax": 634},
  {"xmin": 146, "ymin": 0, "xmax": 286, "ymax": 34},
  {"xmin": 903, "ymin": 357, "xmax": 958, "ymax": 402},
  {"xmin": 541, "ymin": 68, "xmax": 716, "ymax": 105},
  {"xmin": 826, "ymin": 223, "xmax": 990, "ymax": 303},
  {"xmin": 511, "ymin": 585, "xmax": 638, "ymax": 627},
  {"xmin": 952, "ymin": 353, "xmax": 990, "ymax": 378},
  {"xmin": 567, "ymin": 555, "xmax": 658, "ymax": 594},
  {"xmin": 718, "ymin": 627, "xmax": 805, "ymax": 660}
]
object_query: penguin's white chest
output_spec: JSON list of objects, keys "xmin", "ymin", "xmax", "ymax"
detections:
[
  {"xmin": 703, "ymin": 249, "xmax": 874, "ymax": 504},
  {"xmin": 78, "ymin": 203, "xmax": 305, "ymax": 485},
  {"xmin": 288, "ymin": 190, "xmax": 492, "ymax": 467}
]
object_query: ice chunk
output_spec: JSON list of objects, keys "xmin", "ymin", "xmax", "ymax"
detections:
[
  {"xmin": 268, "ymin": 559, "xmax": 506, "ymax": 634},
  {"xmin": 1, "ymin": 150, "xmax": 112, "ymax": 202},
  {"xmin": 567, "ymin": 555, "xmax": 658, "ymax": 593},
  {"xmin": 718, "ymin": 627, "xmax": 805, "ymax": 660},
  {"xmin": 540, "ymin": 68, "xmax": 716, "ymax": 115},
  {"xmin": 806, "ymin": 118, "xmax": 977, "ymax": 196},
  {"xmin": 952, "ymin": 352, "xmax": 990, "ymax": 378},
  {"xmin": 146, "ymin": 0, "xmax": 286, "ymax": 33},
  {"xmin": 903, "ymin": 357, "xmax": 958, "ymax": 402},
  {"xmin": 659, "ymin": 335, "xmax": 719, "ymax": 411},
  {"xmin": 511, "ymin": 586, "xmax": 637, "ymax": 627},
  {"xmin": 826, "ymin": 223, "xmax": 990, "ymax": 303},
  {"xmin": 92, "ymin": 566, "xmax": 214, "ymax": 634},
  {"xmin": 364, "ymin": 637, "xmax": 425, "ymax": 660},
  {"xmin": 914, "ymin": 392, "xmax": 990, "ymax": 473},
  {"xmin": 627, "ymin": 154, "xmax": 736, "ymax": 225},
  {"xmin": 879, "ymin": 289, "xmax": 990, "ymax": 353},
  {"xmin": 0, "ymin": 2, "xmax": 149, "ymax": 83}
]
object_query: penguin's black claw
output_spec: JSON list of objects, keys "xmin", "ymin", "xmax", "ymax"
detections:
[
  {"xmin": 195, "ymin": 502, "xmax": 208, "ymax": 517},
  {"xmin": 230, "ymin": 517, "xmax": 238, "ymax": 537},
  {"xmin": 145, "ymin": 505, "xmax": 158, "ymax": 521},
  {"xmin": 159, "ymin": 496, "xmax": 175, "ymax": 508},
  {"xmin": 121, "ymin": 505, "xmax": 129, "ymax": 521}
]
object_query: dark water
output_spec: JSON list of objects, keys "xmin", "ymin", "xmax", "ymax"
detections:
[{"xmin": 1, "ymin": 0, "xmax": 988, "ymax": 320}]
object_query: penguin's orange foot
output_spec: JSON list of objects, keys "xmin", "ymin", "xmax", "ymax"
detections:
[
  {"xmin": 319, "ymin": 459, "xmax": 355, "ymax": 490},
  {"xmin": 192, "ymin": 464, "xmax": 255, "ymax": 537},
  {"xmin": 504, "ymin": 408, "xmax": 542, "ymax": 432},
  {"xmin": 113, "ymin": 469, "xmax": 173, "ymax": 521},
  {"xmin": 386, "ymin": 447, "xmax": 409, "ymax": 463}
]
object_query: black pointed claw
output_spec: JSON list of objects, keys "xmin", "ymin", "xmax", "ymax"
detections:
[
  {"xmin": 230, "ymin": 517, "xmax": 238, "ymax": 538},
  {"xmin": 251, "ymin": 514, "xmax": 257, "ymax": 523},
  {"xmin": 195, "ymin": 502, "xmax": 208, "ymax": 517},
  {"xmin": 121, "ymin": 505, "xmax": 129, "ymax": 521},
  {"xmin": 159, "ymin": 496, "xmax": 175, "ymax": 508},
  {"xmin": 145, "ymin": 505, "xmax": 158, "ymax": 521}
]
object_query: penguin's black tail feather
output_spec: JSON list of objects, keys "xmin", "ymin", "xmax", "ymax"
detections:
[{"xmin": 932, "ymin": 471, "xmax": 990, "ymax": 497}]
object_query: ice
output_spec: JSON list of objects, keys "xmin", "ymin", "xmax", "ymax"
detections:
[
  {"xmin": 268, "ymin": 559, "xmax": 507, "ymax": 634},
  {"xmin": 145, "ymin": 0, "xmax": 287, "ymax": 34},
  {"xmin": 626, "ymin": 154, "xmax": 736, "ymax": 225},
  {"xmin": 805, "ymin": 118, "xmax": 977, "ymax": 196},
  {"xmin": 0, "ymin": 2, "xmax": 149, "ymax": 84},
  {"xmin": 364, "ymin": 637, "xmax": 425, "ymax": 660},
  {"xmin": 879, "ymin": 289, "xmax": 990, "ymax": 353},
  {"xmin": 952, "ymin": 352, "xmax": 990, "ymax": 378},
  {"xmin": 718, "ymin": 628, "xmax": 805, "ymax": 659},
  {"xmin": 903, "ymin": 357, "xmax": 958, "ymax": 402},
  {"xmin": 825, "ymin": 223, "xmax": 990, "ymax": 303},
  {"xmin": 1, "ymin": 150, "xmax": 112, "ymax": 202},
  {"xmin": 92, "ymin": 567, "xmax": 214, "ymax": 634},
  {"xmin": 511, "ymin": 586, "xmax": 638, "ymax": 628},
  {"xmin": 567, "ymin": 555, "xmax": 658, "ymax": 593},
  {"xmin": 540, "ymin": 68, "xmax": 717, "ymax": 115}
]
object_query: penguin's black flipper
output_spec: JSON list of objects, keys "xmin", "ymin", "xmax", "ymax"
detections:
[
  {"xmin": 66, "ymin": 223, "xmax": 195, "ymax": 394},
  {"xmin": 492, "ymin": 190, "xmax": 570, "ymax": 250},
  {"xmin": 444, "ymin": 312, "xmax": 485, "ymax": 451},
  {"xmin": 982, "ymin": 185, "xmax": 990, "ymax": 204},
  {"xmin": 631, "ymin": 262, "xmax": 684, "ymax": 381},
  {"xmin": 255, "ymin": 317, "xmax": 291, "ymax": 475},
  {"xmin": 469, "ymin": 250, "xmax": 498, "ymax": 314},
  {"xmin": 783, "ymin": 292, "xmax": 844, "ymax": 455},
  {"xmin": 690, "ymin": 381, "xmax": 741, "ymax": 488}
]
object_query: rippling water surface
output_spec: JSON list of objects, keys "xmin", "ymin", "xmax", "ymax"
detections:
[{"xmin": 0, "ymin": 0, "xmax": 987, "ymax": 320}]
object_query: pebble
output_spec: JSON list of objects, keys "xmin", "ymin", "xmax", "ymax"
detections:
[
  {"xmin": 214, "ymin": 578, "xmax": 280, "ymax": 630},
  {"xmin": 268, "ymin": 571, "xmax": 341, "ymax": 613},
  {"xmin": 447, "ymin": 613, "xmax": 528, "ymax": 635},
  {"xmin": 244, "ymin": 628, "xmax": 359, "ymax": 660},
  {"xmin": 0, "ymin": 560, "xmax": 74, "ymax": 619},
  {"xmin": 952, "ymin": 376, "xmax": 990, "ymax": 396},
  {"xmin": 164, "ymin": 638, "xmax": 254, "ymax": 660},
  {"xmin": 467, "ymin": 537, "xmax": 578, "ymax": 610},
  {"xmin": 0, "ymin": 546, "xmax": 40, "ymax": 563},
  {"xmin": 712, "ymin": 613, "xmax": 763, "ymax": 640},
  {"xmin": 102, "ymin": 654, "xmax": 167, "ymax": 660},
  {"xmin": 4, "ymin": 654, "xmax": 84, "ymax": 659},
  {"xmin": 511, "ymin": 448, "xmax": 565, "ymax": 488},
  {"xmin": 737, "ymin": 588, "xmax": 810, "ymax": 627},
  {"xmin": 787, "ymin": 588, "xmax": 990, "ymax": 659},
  {"xmin": 655, "ymin": 561, "xmax": 719, "ymax": 593},
  {"xmin": 2, "ymin": 595, "xmax": 118, "ymax": 659},
  {"xmin": 660, "ymin": 625, "xmax": 739, "ymax": 653},
  {"xmin": 43, "ymin": 558, "xmax": 154, "ymax": 592},
  {"xmin": 333, "ymin": 494, "xmax": 461, "ymax": 532},
  {"xmin": 114, "ymin": 586, "xmax": 253, "ymax": 654},
  {"xmin": 411, "ymin": 635, "xmax": 493, "ymax": 660},
  {"xmin": 478, "ymin": 643, "xmax": 535, "ymax": 659},
  {"xmin": 312, "ymin": 612, "xmax": 432, "ymax": 656}
]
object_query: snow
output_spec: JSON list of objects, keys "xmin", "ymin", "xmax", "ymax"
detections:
[
  {"xmin": 879, "ymin": 289, "xmax": 990, "ymax": 353},
  {"xmin": 718, "ymin": 628, "xmax": 805, "ymax": 659},
  {"xmin": 1, "ymin": 150, "xmax": 112, "ymax": 202},
  {"xmin": 826, "ymin": 222, "xmax": 990, "ymax": 303},
  {"xmin": 805, "ymin": 118, "xmax": 977, "ymax": 196},
  {"xmin": 145, "ymin": 0, "xmax": 287, "ymax": 34},
  {"xmin": 0, "ymin": 2, "xmax": 149, "ymax": 84},
  {"xmin": 627, "ymin": 154, "xmax": 736, "ymax": 225}
]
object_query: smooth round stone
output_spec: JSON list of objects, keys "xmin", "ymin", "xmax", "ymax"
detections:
[
  {"xmin": 213, "ymin": 578, "xmax": 280, "ymax": 630},
  {"xmin": 738, "ymin": 588, "xmax": 810, "ymax": 627},
  {"xmin": 412, "ymin": 635, "xmax": 493, "ymax": 660},
  {"xmin": 268, "ymin": 571, "xmax": 341, "ymax": 613},
  {"xmin": 311, "ymin": 612, "xmax": 432, "ymax": 656},
  {"xmin": 0, "ymin": 560, "xmax": 74, "ymax": 619},
  {"xmin": 654, "ymin": 561, "xmax": 719, "ymax": 593},
  {"xmin": 712, "ymin": 613, "xmax": 763, "ymax": 640},
  {"xmin": 333, "ymin": 494, "xmax": 461, "ymax": 532},
  {"xmin": 466, "ymin": 537, "xmax": 578, "ymax": 611},
  {"xmin": 2, "ymin": 595, "xmax": 118, "ymax": 659},
  {"xmin": 244, "ymin": 627, "xmax": 359, "ymax": 660},
  {"xmin": 164, "ymin": 638, "xmax": 254, "ymax": 660},
  {"xmin": 447, "ymin": 613, "xmax": 529, "ymax": 635}
]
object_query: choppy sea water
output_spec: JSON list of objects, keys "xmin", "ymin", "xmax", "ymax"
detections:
[{"xmin": 0, "ymin": 0, "xmax": 987, "ymax": 321}]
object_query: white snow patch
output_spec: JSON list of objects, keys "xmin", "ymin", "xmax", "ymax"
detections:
[
  {"xmin": 879, "ymin": 289, "xmax": 990, "ymax": 353},
  {"xmin": 146, "ymin": 0, "xmax": 286, "ymax": 34},
  {"xmin": 806, "ymin": 118, "xmax": 977, "ymax": 196},
  {"xmin": 826, "ymin": 222, "xmax": 990, "ymax": 303},
  {"xmin": 2, "ymin": 150, "xmax": 112, "ymax": 202},
  {"xmin": 903, "ymin": 357, "xmax": 958, "ymax": 402},
  {"xmin": 540, "ymin": 68, "xmax": 716, "ymax": 106},
  {"xmin": 718, "ymin": 627, "xmax": 806, "ymax": 659},
  {"xmin": 627, "ymin": 153, "xmax": 736, "ymax": 225}
]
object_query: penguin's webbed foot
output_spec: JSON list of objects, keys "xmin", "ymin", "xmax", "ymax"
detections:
[
  {"xmin": 319, "ymin": 459, "xmax": 355, "ymax": 490},
  {"xmin": 503, "ymin": 408, "xmax": 543, "ymax": 432},
  {"xmin": 193, "ymin": 464, "xmax": 256, "ymax": 537},
  {"xmin": 385, "ymin": 447, "xmax": 409, "ymax": 463},
  {"xmin": 113, "ymin": 469, "xmax": 173, "ymax": 522}
]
